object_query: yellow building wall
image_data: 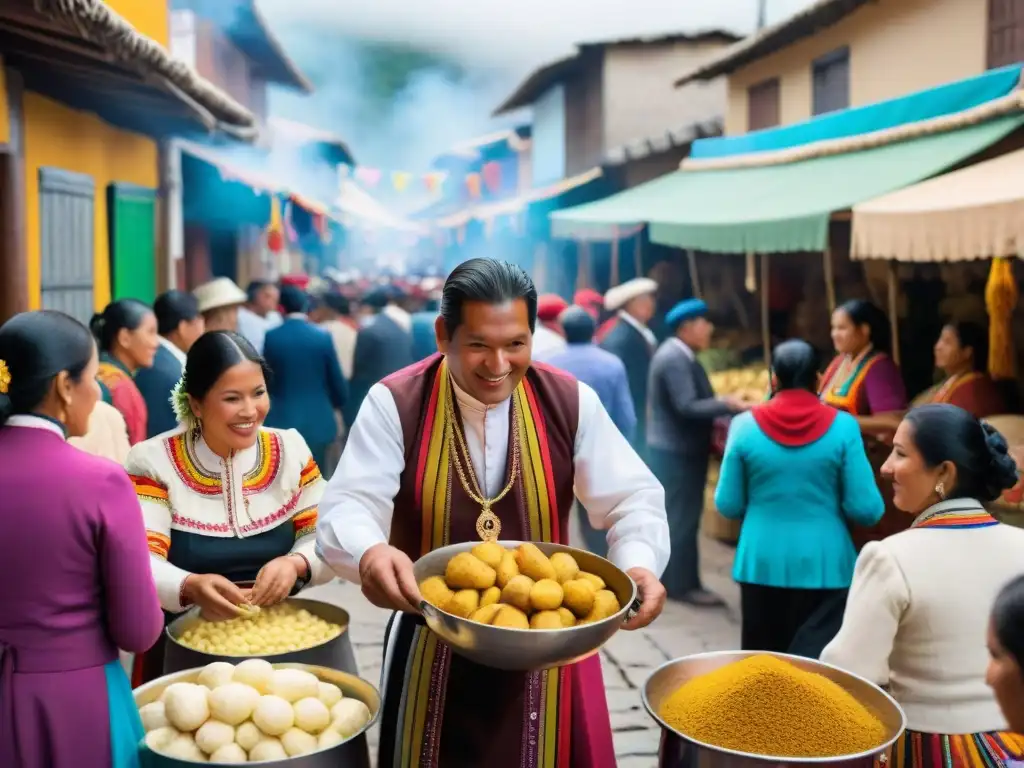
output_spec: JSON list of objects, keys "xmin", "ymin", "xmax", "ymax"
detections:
[
  {"xmin": 725, "ymin": 0, "xmax": 988, "ymax": 134},
  {"xmin": 104, "ymin": 0, "xmax": 169, "ymax": 46},
  {"xmin": 23, "ymin": 93, "xmax": 159, "ymax": 311},
  {"xmin": 0, "ymin": 59, "xmax": 9, "ymax": 146}
]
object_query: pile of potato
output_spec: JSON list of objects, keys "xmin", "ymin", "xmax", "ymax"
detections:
[
  {"xmin": 177, "ymin": 603, "xmax": 342, "ymax": 656},
  {"xmin": 139, "ymin": 660, "xmax": 371, "ymax": 763},
  {"xmin": 419, "ymin": 542, "xmax": 622, "ymax": 630}
]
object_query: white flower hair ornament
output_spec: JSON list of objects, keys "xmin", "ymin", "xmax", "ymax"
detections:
[{"xmin": 169, "ymin": 374, "xmax": 200, "ymax": 431}]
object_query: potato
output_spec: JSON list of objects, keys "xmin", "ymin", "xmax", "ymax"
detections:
[
  {"xmin": 317, "ymin": 682, "xmax": 343, "ymax": 708},
  {"xmin": 491, "ymin": 604, "xmax": 530, "ymax": 629},
  {"xmin": 471, "ymin": 540, "xmax": 504, "ymax": 569},
  {"xmin": 442, "ymin": 589, "xmax": 480, "ymax": 618},
  {"xmin": 500, "ymin": 574, "xmax": 535, "ymax": 613},
  {"xmin": 580, "ymin": 589, "xmax": 621, "ymax": 624},
  {"xmin": 162, "ymin": 682, "xmax": 210, "ymax": 732},
  {"xmin": 318, "ymin": 728, "xmax": 345, "ymax": 749},
  {"xmin": 194, "ymin": 720, "xmax": 235, "ymax": 755},
  {"xmin": 495, "ymin": 551, "xmax": 520, "ymax": 588},
  {"xmin": 530, "ymin": 610, "xmax": 564, "ymax": 629},
  {"xmin": 208, "ymin": 682, "xmax": 260, "ymax": 725},
  {"xmin": 209, "ymin": 743, "xmax": 247, "ymax": 763},
  {"xmin": 556, "ymin": 607, "xmax": 577, "ymax": 627},
  {"xmin": 250, "ymin": 737, "xmax": 288, "ymax": 761},
  {"xmin": 252, "ymin": 694, "xmax": 294, "ymax": 736},
  {"xmin": 445, "ymin": 552, "xmax": 497, "ymax": 589},
  {"xmin": 293, "ymin": 696, "xmax": 331, "ymax": 733},
  {"xmin": 268, "ymin": 668, "xmax": 320, "ymax": 703},
  {"xmin": 281, "ymin": 726, "xmax": 318, "ymax": 756},
  {"xmin": 233, "ymin": 658, "xmax": 274, "ymax": 693},
  {"xmin": 515, "ymin": 543, "xmax": 556, "ymax": 581},
  {"xmin": 470, "ymin": 603, "xmax": 503, "ymax": 624},
  {"xmin": 144, "ymin": 726, "xmax": 179, "ymax": 752},
  {"xmin": 479, "ymin": 585, "xmax": 501, "ymax": 607},
  {"xmin": 530, "ymin": 579, "xmax": 564, "ymax": 611},
  {"xmin": 196, "ymin": 661, "xmax": 235, "ymax": 690},
  {"xmin": 549, "ymin": 552, "xmax": 580, "ymax": 583},
  {"xmin": 578, "ymin": 571, "xmax": 606, "ymax": 590},
  {"xmin": 562, "ymin": 579, "xmax": 596, "ymax": 617},
  {"xmin": 419, "ymin": 576, "xmax": 454, "ymax": 607},
  {"xmin": 139, "ymin": 701, "xmax": 169, "ymax": 733},
  {"xmin": 235, "ymin": 720, "xmax": 261, "ymax": 751},
  {"xmin": 330, "ymin": 698, "xmax": 371, "ymax": 737}
]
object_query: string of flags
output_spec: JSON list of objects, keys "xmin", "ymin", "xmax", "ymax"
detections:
[{"xmin": 338, "ymin": 161, "xmax": 507, "ymax": 199}]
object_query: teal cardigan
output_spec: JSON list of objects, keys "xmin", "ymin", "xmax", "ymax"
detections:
[{"xmin": 715, "ymin": 410, "xmax": 884, "ymax": 589}]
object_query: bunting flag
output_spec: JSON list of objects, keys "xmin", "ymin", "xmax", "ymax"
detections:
[
  {"xmin": 354, "ymin": 166, "xmax": 382, "ymax": 187},
  {"xmin": 423, "ymin": 171, "xmax": 447, "ymax": 195},
  {"xmin": 465, "ymin": 172, "xmax": 482, "ymax": 199},
  {"xmin": 482, "ymin": 161, "xmax": 502, "ymax": 194},
  {"xmin": 266, "ymin": 196, "xmax": 284, "ymax": 253},
  {"xmin": 392, "ymin": 171, "xmax": 413, "ymax": 193},
  {"xmin": 338, "ymin": 164, "xmax": 458, "ymax": 195}
]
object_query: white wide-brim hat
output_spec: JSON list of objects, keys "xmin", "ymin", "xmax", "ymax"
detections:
[
  {"xmin": 604, "ymin": 277, "xmax": 658, "ymax": 312},
  {"xmin": 193, "ymin": 277, "xmax": 247, "ymax": 314}
]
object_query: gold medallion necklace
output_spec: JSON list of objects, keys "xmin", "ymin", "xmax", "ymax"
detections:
[{"xmin": 444, "ymin": 380, "xmax": 521, "ymax": 541}]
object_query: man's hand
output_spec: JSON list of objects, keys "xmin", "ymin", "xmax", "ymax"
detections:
[
  {"xmin": 358, "ymin": 543, "xmax": 422, "ymax": 614},
  {"xmin": 722, "ymin": 395, "xmax": 752, "ymax": 413},
  {"xmin": 622, "ymin": 567, "xmax": 666, "ymax": 630}
]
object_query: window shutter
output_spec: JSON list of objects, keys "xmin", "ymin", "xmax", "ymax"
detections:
[
  {"xmin": 39, "ymin": 167, "xmax": 94, "ymax": 324},
  {"xmin": 108, "ymin": 182, "xmax": 157, "ymax": 303}
]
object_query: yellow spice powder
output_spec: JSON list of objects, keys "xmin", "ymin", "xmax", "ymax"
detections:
[{"xmin": 658, "ymin": 655, "xmax": 888, "ymax": 758}]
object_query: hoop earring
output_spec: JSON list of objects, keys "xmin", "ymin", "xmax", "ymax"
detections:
[{"xmin": 935, "ymin": 482, "xmax": 946, "ymax": 500}]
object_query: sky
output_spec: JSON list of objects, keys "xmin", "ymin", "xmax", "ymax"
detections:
[{"xmin": 258, "ymin": 0, "xmax": 818, "ymax": 173}]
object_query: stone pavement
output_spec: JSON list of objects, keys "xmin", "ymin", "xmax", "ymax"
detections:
[{"xmin": 303, "ymin": 533, "xmax": 740, "ymax": 767}]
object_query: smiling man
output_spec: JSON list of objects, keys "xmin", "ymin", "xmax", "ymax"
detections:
[{"xmin": 317, "ymin": 257, "xmax": 669, "ymax": 768}]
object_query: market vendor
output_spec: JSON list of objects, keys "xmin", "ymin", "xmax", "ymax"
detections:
[
  {"xmin": 819, "ymin": 299, "xmax": 909, "ymax": 549},
  {"xmin": 822, "ymin": 405, "xmax": 1024, "ymax": 766},
  {"xmin": 125, "ymin": 330, "xmax": 333, "ymax": 685},
  {"xmin": 912, "ymin": 320, "xmax": 1004, "ymax": 417},
  {"xmin": 317, "ymin": 257, "xmax": 668, "ymax": 768}
]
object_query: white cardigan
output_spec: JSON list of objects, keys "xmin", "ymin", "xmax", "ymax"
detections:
[{"xmin": 822, "ymin": 498, "xmax": 1024, "ymax": 734}]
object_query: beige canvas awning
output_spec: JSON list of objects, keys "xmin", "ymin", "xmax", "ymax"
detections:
[{"xmin": 852, "ymin": 147, "xmax": 1024, "ymax": 262}]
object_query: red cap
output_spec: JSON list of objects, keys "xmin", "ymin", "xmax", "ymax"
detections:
[
  {"xmin": 537, "ymin": 294, "xmax": 569, "ymax": 323},
  {"xmin": 573, "ymin": 289, "xmax": 603, "ymax": 318}
]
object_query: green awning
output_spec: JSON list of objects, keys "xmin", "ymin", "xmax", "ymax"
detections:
[{"xmin": 551, "ymin": 114, "xmax": 1024, "ymax": 253}]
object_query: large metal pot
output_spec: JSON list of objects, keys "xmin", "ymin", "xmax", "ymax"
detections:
[
  {"xmin": 135, "ymin": 663, "xmax": 379, "ymax": 767},
  {"xmin": 412, "ymin": 540, "xmax": 639, "ymax": 671},
  {"xmin": 643, "ymin": 651, "xmax": 906, "ymax": 768},
  {"xmin": 164, "ymin": 598, "xmax": 358, "ymax": 678}
]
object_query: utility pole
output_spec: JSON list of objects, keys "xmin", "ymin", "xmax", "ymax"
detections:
[{"xmin": 757, "ymin": 0, "xmax": 768, "ymax": 30}]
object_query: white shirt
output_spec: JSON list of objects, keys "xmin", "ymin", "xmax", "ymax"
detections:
[
  {"xmin": 669, "ymin": 337, "xmax": 695, "ymax": 361},
  {"xmin": 532, "ymin": 324, "xmax": 567, "ymax": 360},
  {"xmin": 617, "ymin": 310, "xmax": 657, "ymax": 348},
  {"xmin": 821, "ymin": 498, "xmax": 1024, "ymax": 734},
  {"xmin": 237, "ymin": 307, "xmax": 282, "ymax": 353},
  {"xmin": 317, "ymin": 374, "xmax": 669, "ymax": 582},
  {"xmin": 158, "ymin": 334, "xmax": 186, "ymax": 366}
]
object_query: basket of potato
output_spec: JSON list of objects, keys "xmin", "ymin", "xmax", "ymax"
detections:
[
  {"xmin": 164, "ymin": 598, "xmax": 359, "ymax": 680},
  {"xmin": 412, "ymin": 540, "xmax": 638, "ymax": 671},
  {"xmin": 134, "ymin": 660, "xmax": 378, "ymax": 766}
]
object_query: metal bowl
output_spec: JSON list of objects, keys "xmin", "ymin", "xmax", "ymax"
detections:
[
  {"xmin": 135, "ymin": 663, "xmax": 379, "ymax": 767},
  {"xmin": 412, "ymin": 540, "xmax": 638, "ymax": 671},
  {"xmin": 164, "ymin": 598, "xmax": 358, "ymax": 678},
  {"xmin": 643, "ymin": 651, "xmax": 907, "ymax": 768}
]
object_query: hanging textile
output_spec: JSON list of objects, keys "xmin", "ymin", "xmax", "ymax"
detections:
[{"xmin": 985, "ymin": 257, "xmax": 1018, "ymax": 380}]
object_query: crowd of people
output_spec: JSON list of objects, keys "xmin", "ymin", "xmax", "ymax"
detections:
[{"xmin": 2, "ymin": 257, "xmax": 1024, "ymax": 768}]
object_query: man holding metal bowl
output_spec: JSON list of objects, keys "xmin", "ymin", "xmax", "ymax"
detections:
[{"xmin": 318, "ymin": 257, "xmax": 669, "ymax": 768}]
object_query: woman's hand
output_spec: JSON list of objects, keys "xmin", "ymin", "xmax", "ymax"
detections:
[
  {"xmin": 250, "ymin": 556, "xmax": 303, "ymax": 607},
  {"xmin": 622, "ymin": 567, "xmax": 666, "ymax": 630},
  {"xmin": 182, "ymin": 574, "xmax": 249, "ymax": 621}
]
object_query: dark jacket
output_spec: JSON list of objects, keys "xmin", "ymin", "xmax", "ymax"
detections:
[
  {"xmin": 134, "ymin": 343, "xmax": 183, "ymax": 438},
  {"xmin": 600, "ymin": 318, "xmax": 654, "ymax": 448},
  {"xmin": 647, "ymin": 339, "xmax": 733, "ymax": 455},
  {"xmin": 410, "ymin": 311, "xmax": 439, "ymax": 361},
  {"xmin": 264, "ymin": 317, "xmax": 348, "ymax": 448},
  {"xmin": 346, "ymin": 313, "xmax": 414, "ymax": 426}
]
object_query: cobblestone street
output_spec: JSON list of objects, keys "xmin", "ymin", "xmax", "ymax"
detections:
[{"xmin": 304, "ymin": 531, "xmax": 740, "ymax": 767}]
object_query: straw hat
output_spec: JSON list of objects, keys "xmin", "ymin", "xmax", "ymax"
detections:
[
  {"xmin": 193, "ymin": 277, "xmax": 247, "ymax": 314},
  {"xmin": 604, "ymin": 278, "xmax": 657, "ymax": 312}
]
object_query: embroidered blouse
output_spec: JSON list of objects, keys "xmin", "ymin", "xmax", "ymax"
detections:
[
  {"xmin": 97, "ymin": 353, "xmax": 148, "ymax": 446},
  {"xmin": 124, "ymin": 426, "xmax": 332, "ymax": 612}
]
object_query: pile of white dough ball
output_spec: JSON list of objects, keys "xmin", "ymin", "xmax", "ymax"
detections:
[{"xmin": 138, "ymin": 659, "xmax": 372, "ymax": 763}]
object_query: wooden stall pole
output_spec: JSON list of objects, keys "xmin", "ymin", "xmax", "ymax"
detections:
[
  {"xmin": 823, "ymin": 246, "xmax": 836, "ymax": 312},
  {"xmin": 610, "ymin": 233, "xmax": 621, "ymax": 288},
  {"xmin": 886, "ymin": 260, "xmax": 901, "ymax": 366},
  {"xmin": 761, "ymin": 253, "xmax": 771, "ymax": 368},
  {"xmin": 576, "ymin": 241, "xmax": 590, "ymax": 290},
  {"xmin": 686, "ymin": 249, "xmax": 702, "ymax": 299}
]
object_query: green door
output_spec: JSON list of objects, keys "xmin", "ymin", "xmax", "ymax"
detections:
[{"xmin": 108, "ymin": 182, "xmax": 157, "ymax": 303}]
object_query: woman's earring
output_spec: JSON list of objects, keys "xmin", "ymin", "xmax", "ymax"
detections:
[{"xmin": 935, "ymin": 482, "xmax": 946, "ymax": 500}]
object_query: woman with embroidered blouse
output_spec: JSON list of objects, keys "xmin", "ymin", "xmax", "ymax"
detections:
[
  {"xmin": 125, "ymin": 330, "xmax": 332, "ymax": 684},
  {"xmin": 822, "ymin": 404, "xmax": 1024, "ymax": 768},
  {"xmin": 912, "ymin": 321, "xmax": 1005, "ymax": 417}
]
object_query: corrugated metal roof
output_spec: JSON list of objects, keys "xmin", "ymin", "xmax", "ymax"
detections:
[
  {"xmin": 604, "ymin": 118, "xmax": 723, "ymax": 165},
  {"xmin": 492, "ymin": 29, "xmax": 741, "ymax": 116},
  {"xmin": 673, "ymin": 0, "xmax": 875, "ymax": 87}
]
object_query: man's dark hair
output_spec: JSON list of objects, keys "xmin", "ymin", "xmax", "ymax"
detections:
[
  {"xmin": 440, "ymin": 258, "xmax": 537, "ymax": 338},
  {"xmin": 561, "ymin": 306, "xmax": 595, "ymax": 345},
  {"xmin": 154, "ymin": 290, "xmax": 200, "ymax": 336},
  {"xmin": 246, "ymin": 280, "xmax": 274, "ymax": 304},
  {"xmin": 279, "ymin": 285, "xmax": 309, "ymax": 315}
]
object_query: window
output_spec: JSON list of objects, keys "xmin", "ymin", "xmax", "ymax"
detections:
[
  {"xmin": 988, "ymin": 0, "xmax": 1024, "ymax": 69},
  {"xmin": 747, "ymin": 78, "xmax": 781, "ymax": 131},
  {"xmin": 812, "ymin": 47, "xmax": 850, "ymax": 116}
]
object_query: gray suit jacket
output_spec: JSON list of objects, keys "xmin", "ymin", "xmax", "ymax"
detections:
[{"xmin": 646, "ymin": 339, "xmax": 733, "ymax": 456}]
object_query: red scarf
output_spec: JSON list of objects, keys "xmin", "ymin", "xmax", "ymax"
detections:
[{"xmin": 752, "ymin": 389, "xmax": 837, "ymax": 447}]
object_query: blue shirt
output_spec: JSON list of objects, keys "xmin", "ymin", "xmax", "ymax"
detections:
[
  {"xmin": 542, "ymin": 344, "xmax": 636, "ymax": 441},
  {"xmin": 715, "ymin": 410, "xmax": 884, "ymax": 589}
]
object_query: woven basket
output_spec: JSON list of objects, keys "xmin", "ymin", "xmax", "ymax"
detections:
[{"xmin": 701, "ymin": 459, "xmax": 741, "ymax": 544}]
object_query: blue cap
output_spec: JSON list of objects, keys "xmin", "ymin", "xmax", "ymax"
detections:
[{"xmin": 666, "ymin": 298, "xmax": 708, "ymax": 328}]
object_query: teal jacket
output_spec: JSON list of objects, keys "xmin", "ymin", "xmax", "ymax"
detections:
[{"xmin": 715, "ymin": 409, "xmax": 884, "ymax": 589}]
